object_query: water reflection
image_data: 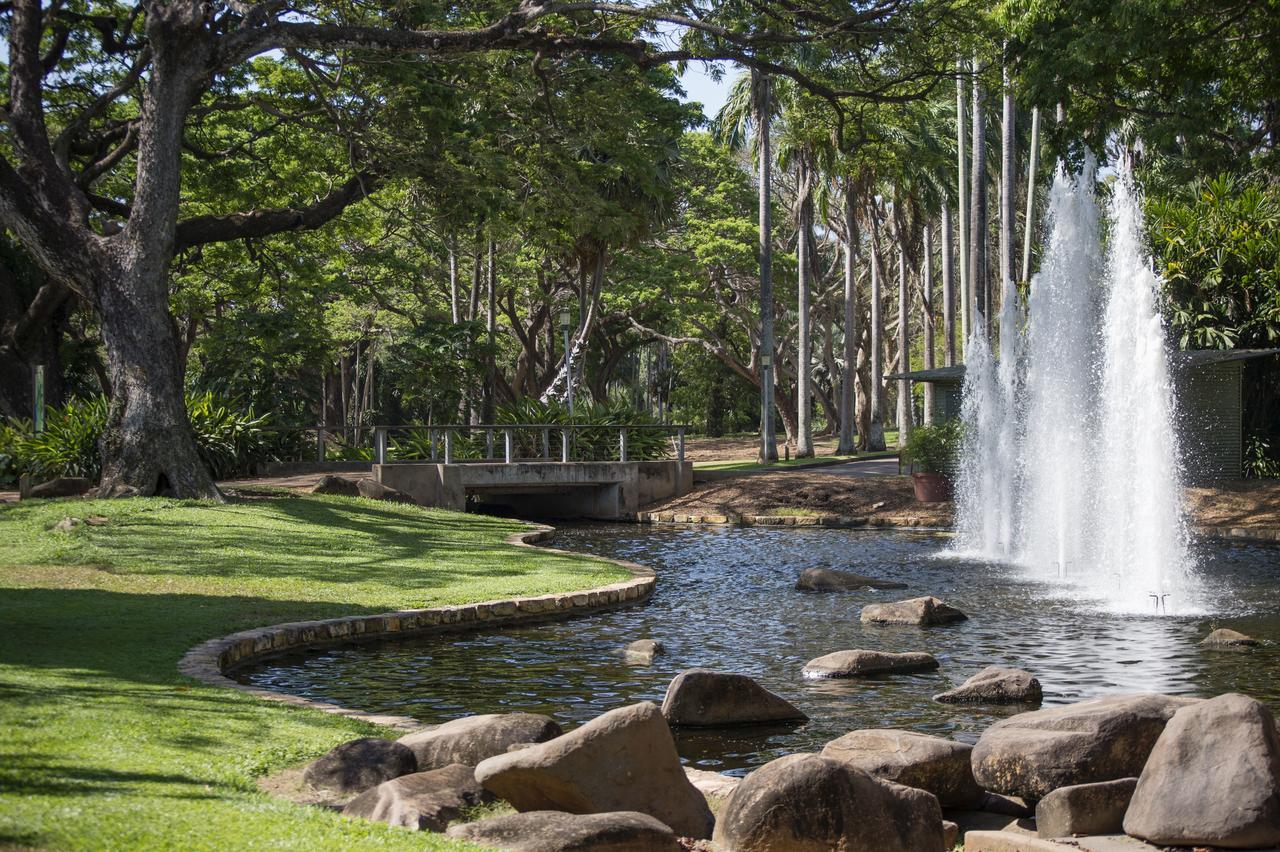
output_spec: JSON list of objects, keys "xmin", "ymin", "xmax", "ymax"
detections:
[{"xmin": 236, "ymin": 526, "xmax": 1280, "ymax": 772}]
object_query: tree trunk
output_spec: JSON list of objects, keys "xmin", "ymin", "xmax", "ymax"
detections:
[
  {"xmin": 1000, "ymin": 60, "xmax": 1016, "ymax": 297},
  {"xmin": 482, "ymin": 236, "xmax": 496, "ymax": 422},
  {"xmin": 755, "ymin": 71, "xmax": 778, "ymax": 462},
  {"xmin": 794, "ymin": 160, "xmax": 815, "ymax": 458},
  {"xmin": 0, "ymin": 270, "xmax": 70, "ymax": 418},
  {"xmin": 956, "ymin": 58, "xmax": 970, "ymax": 347},
  {"xmin": 865, "ymin": 213, "xmax": 887, "ymax": 451},
  {"xmin": 922, "ymin": 223, "xmax": 936, "ymax": 424},
  {"xmin": 448, "ymin": 233, "xmax": 460, "ymax": 324},
  {"xmin": 941, "ymin": 205, "xmax": 956, "ymax": 367},
  {"xmin": 837, "ymin": 186, "xmax": 859, "ymax": 455},
  {"xmin": 895, "ymin": 243, "xmax": 913, "ymax": 448},
  {"xmin": 970, "ymin": 55, "xmax": 989, "ymax": 335},
  {"xmin": 1021, "ymin": 106, "xmax": 1042, "ymax": 284}
]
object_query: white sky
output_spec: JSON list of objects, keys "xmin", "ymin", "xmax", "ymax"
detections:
[{"xmin": 676, "ymin": 61, "xmax": 734, "ymax": 123}]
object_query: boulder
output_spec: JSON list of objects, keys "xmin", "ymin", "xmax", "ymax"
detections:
[
  {"xmin": 795, "ymin": 567, "xmax": 907, "ymax": 591},
  {"xmin": 29, "ymin": 477, "xmax": 92, "ymax": 499},
  {"xmin": 357, "ymin": 478, "xmax": 416, "ymax": 504},
  {"xmin": 960, "ymin": 831, "xmax": 1066, "ymax": 851},
  {"xmin": 821, "ymin": 729, "xmax": 983, "ymax": 808},
  {"xmin": 302, "ymin": 737, "xmax": 417, "ymax": 795},
  {"xmin": 341, "ymin": 763, "xmax": 489, "ymax": 831},
  {"xmin": 53, "ymin": 516, "xmax": 81, "ymax": 532},
  {"xmin": 661, "ymin": 669, "xmax": 807, "ymax": 726},
  {"xmin": 1200, "ymin": 627, "xmax": 1260, "ymax": 648},
  {"xmin": 684, "ymin": 766, "xmax": 741, "ymax": 806},
  {"xmin": 1035, "ymin": 777, "xmax": 1136, "ymax": 839},
  {"xmin": 399, "ymin": 713, "xmax": 562, "ymax": 769},
  {"xmin": 860, "ymin": 596, "xmax": 967, "ymax": 626},
  {"xmin": 802, "ymin": 650, "xmax": 938, "ymax": 679},
  {"xmin": 310, "ymin": 474, "xmax": 361, "ymax": 497},
  {"xmin": 971, "ymin": 693, "xmax": 1196, "ymax": 801},
  {"xmin": 473, "ymin": 702, "xmax": 714, "ymax": 839},
  {"xmin": 712, "ymin": 753, "xmax": 945, "ymax": 852},
  {"xmin": 622, "ymin": 639, "xmax": 664, "ymax": 665},
  {"xmin": 934, "ymin": 666, "xmax": 1042, "ymax": 705},
  {"xmin": 446, "ymin": 810, "xmax": 681, "ymax": 851},
  {"xmin": 1123, "ymin": 692, "xmax": 1280, "ymax": 848}
]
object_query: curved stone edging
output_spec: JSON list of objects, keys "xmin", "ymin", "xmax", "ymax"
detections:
[
  {"xmin": 1194, "ymin": 525, "xmax": 1280, "ymax": 544},
  {"xmin": 635, "ymin": 510, "xmax": 948, "ymax": 530},
  {"xmin": 176, "ymin": 524, "xmax": 655, "ymax": 731}
]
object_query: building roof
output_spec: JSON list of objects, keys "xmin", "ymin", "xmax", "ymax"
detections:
[{"xmin": 884, "ymin": 348, "xmax": 1280, "ymax": 383}]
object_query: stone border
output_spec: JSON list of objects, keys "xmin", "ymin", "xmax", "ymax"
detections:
[
  {"xmin": 177, "ymin": 525, "xmax": 655, "ymax": 730},
  {"xmin": 634, "ymin": 510, "xmax": 947, "ymax": 529},
  {"xmin": 1193, "ymin": 525, "xmax": 1280, "ymax": 544}
]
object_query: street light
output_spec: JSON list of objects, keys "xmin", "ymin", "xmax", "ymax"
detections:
[{"xmin": 559, "ymin": 309, "xmax": 574, "ymax": 418}]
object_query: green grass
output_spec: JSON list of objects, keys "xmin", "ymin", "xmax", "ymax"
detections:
[{"xmin": 0, "ymin": 494, "xmax": 629, "ymax": 850}]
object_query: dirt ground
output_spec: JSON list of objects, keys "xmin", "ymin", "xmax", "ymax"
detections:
[
  {"xmin": 650, "ymin": 470, "xmax": 1280, "ymax": 531},
  {"xmin": 682, "ymin": 434, "xmax": 851, "ymax": 463}
]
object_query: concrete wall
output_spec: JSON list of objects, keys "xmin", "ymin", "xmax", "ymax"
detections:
[{"xmin": 373, "ymin": 459, "xmax": 693, "ymax": 519}]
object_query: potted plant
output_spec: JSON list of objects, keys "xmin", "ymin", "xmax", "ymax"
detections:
[{"xmin": 904, "ymin": 420, "xmax": 961, "ymax": 502}]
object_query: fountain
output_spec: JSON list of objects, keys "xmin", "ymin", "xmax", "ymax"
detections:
[{"xmin": 954, "ymin": 159, "xmax": 1199, "ymax": 614}]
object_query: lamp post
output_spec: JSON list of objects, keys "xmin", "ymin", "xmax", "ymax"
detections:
[
  {"xmin": 560, "ymin": 309, "xmax": 574, "ymax": 418},
  {"xmin": 759, "ymin": 353, "xmax": 772, "ymax": 463}
]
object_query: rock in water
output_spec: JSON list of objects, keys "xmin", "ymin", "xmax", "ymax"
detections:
[
  {"xmin": 860, "ymin": 596, "xmax": 967, "ymax": 626},
  {"xmin": 802, "ymin": 650, "xmax": 938, "ymax": 679},
  {"xmin": 357, "ymin": 478, "xmax": 416, "ymax": 504},
  {"xmin": 660, "ymin": 669, "xmax": 807, "ymax": 726},
  {"xmin": 302, "ymin": 738, "xmax": 417, "ymax": 794},
  {"xmin": 1200, "ymin": 627, "xmax": 1260, "ymax": 648},
  {"xmin": 473, "ymin": 702, "xmax": 714, "ymax": 839},
  {"xmin": 821, "ymin": 729, "xmax": 983, "ymax": 808},
  {"xmin": 934, "ymin": 666, "xmax": 1042, "ymax": 704},
  {"xmin": 342, "ymin": 763, "xmax": 489, "ymax": 831},
  {"xmin": 446, "ymin": 810, "xmax": 681, "ymax": 851},
  {"xmin": 712, "ymin": 753, "xmax": 945, "ymax": 852},
  {"xmin": 622, "ymin": 639, "xmax": 664, "ymax": 665},
  {"xmin": 309, "ymin": 474, "xmax": 361, "ymax": 496},
  {"xmin": 398, "ymin": 713, "xmax": 562, "ymax": 769},
  {"xmin": 1034, "ymin": 777, "xmax": 1136, "ymax": 838},
  {"xmin": 1123, "ymin": 693, "xmax": 1280, "ymax": 848},
  {"xmin": 795, "ymin": 567, "xmax": 907, "ymax": 591},
  {"xmin": 971, "ymin": 693, "xmax": 1196, "ymax": 801}
]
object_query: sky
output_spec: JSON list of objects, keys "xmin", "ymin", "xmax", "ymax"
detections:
[{"xmin": 677, "ymin": 61, "xmax": 734, "ymax": 123}]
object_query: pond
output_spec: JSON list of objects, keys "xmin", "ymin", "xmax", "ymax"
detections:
[{"xmin": 234, "ymin": 525, "xmax": 1280, "ymax": 773}]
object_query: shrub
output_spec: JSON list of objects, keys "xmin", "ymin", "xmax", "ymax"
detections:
[{"xmin": 904, "ymin": 420, "xmax": 962, "ymax": 474}]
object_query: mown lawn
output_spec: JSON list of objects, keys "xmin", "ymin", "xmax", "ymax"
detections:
[{"xmin": 0, "ymin": 494, "xmax": 628, "ymax": 850}]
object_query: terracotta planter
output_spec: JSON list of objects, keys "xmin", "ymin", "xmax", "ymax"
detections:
[{"xmin": 912, "ymin": 471, "xmax": 953, "ymax": 503}]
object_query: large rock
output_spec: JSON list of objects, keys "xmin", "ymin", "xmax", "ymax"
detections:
[
  {"xmin": 860, "ymin": 596, "xmax": 967, "ymax": 626},
  {"xmin": 474, "ymin": 702, "xmax": 714, "ymax": 839},
  {"xmin": 821, "ymin": 729, "xmax": 983, "ymax": 808},
  {"xmin": 1200, "ymin": 627, "xmax": 1260, "ymax": 648},
  {"xmin": 357, "ymin": 478, "xmax": 416, "ymax": 504},
  {"xmin": 446, "ymin": 810, "xmax": 681, "ymax": 851},
  {"xmin": 341, "ymin": 763, "xmax": 489, "ymax": 831},
  {"xmin": 971, "ymin": 693, "xmax": 1196, "ymax": 801},
  {"xmin": 310, "ymin": 474, "xmax": 361, "ymax": 496},
  {"xmin": 712, "ymin": 753, "xmax": 945, "ymax": 851},
  {"xmin": 622, "ymin": 639, "xmax": 664, "ymax": 665},
  {"xmin": 660, "ymin": 669, "xmax": 807, "ymax": 726},
  {"xmin": 1035, "ymin": 777, "xmax": 1136, "ymax": 839},
  {"xmin": 302, "ymin": 737, "xmax": 417, "ymax": 794},
  {"xmin": 29, "ymin": 477, "xmax": 92, "ymax": 499},
  {"xmin": 795, "ymin": 567, "xmax": 907, "ymax": 591},
  {"xmin": 1123, "ymin": 692, "xmax": 1280, "ymax": 848},
  {"xmin": 398, "ymin": 713, "xmax": 562, "ymax": 769},
  {"xmin": 934, "ymin": 666, "xmax": 1042, "ymax": 705},
  {"xmin": 802, "ymin": 650, "xmax": 938, "ymax": 679},
  {"xmin": 684, "ymin": 767, "xmax": 742, "ymax": 810}
]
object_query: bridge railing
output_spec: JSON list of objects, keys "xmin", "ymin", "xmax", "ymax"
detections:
[{"xmin": 265, "ymin": 423, "xmax": 689, "ymax": 465}]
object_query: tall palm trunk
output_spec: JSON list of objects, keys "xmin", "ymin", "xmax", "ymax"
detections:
[
  {"xmin": 1022, "ymin": 106, "xmax": 1042, "ymax": 283},
  {"xmin": 896, "ymin": 243, "xmax": 913, "ymax": 448},
  {"xmin": 1000, "ymin": 61, "xmax": 1017, "ymax": 297},
  {"xmin": 922, "ymin": 223, "xmax": 936, "ymax": 423},
  {"xmin": 837, "ymin": 185, "xmax": 860, "ymax": 455},
  {"xmin": 970, "ymin": 55, "xmax": 989, "ymax": 334},
  {"xmin": 941, "ymin": 206, "xmax": 956, "ymax": 366},
  {"xmin": 956, "ymin": 59, "xmax": 970, "ymax": 346},
  {"xmin": 754, "ymin": 71, "xmax": 778, "ymax": 462},
  {"xmin": 865, "ymin": 210, "xmax": 887, "ymax": 451},
  {"xmin": 794, "ymin": 157, "xmax": 815, "ymax": 458}
]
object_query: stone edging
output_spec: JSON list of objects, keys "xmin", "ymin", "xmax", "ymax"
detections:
[
  {"xmin": 634, "ymin": 510, "xmax": 947, "ymax": 529},
  {"xmin": 637, "ymin": 511, "xmax": 1280, "ymax": 544},
  {"xmin": 176, "ymin": 525, "xmax": 655, "ymax": 731}
]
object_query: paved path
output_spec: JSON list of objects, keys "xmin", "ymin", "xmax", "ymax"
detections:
[{"xmin": 818, "ymin": 457, "xmax": 903, "ymax": 477}]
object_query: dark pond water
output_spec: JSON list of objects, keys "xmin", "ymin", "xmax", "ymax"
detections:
[{"xmin": 235, "ymin": 525, "xmax": 1280, "ymax": 773}]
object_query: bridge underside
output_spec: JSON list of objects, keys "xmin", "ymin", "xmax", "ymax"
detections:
[{"xmin": 373, "ymin": 460, "xmax": 693, "ymax": 519}]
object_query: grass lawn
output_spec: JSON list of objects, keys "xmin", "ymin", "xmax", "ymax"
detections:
[{"xmin": 0, "ymin": 493, "xmax": 629, "ymax": 850}]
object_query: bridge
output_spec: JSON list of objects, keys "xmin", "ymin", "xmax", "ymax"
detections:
[{"xmin": 306, "ymin": 423, "xmax": 693, "ymax": 520}]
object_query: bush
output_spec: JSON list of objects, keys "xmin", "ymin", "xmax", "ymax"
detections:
[{"xmin": 904, "ymin": 420, "xmax": 962, "ymax": 474}]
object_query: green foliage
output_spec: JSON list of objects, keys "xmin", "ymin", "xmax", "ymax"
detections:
[
  {"xmin": 11, "ymin": 396, "xmax": 108, "ymax": 480},
  {"xmin": 1147, "ymin": 174, "xmax": 1280, "ymax": 350},
  {"xmin": 904, "ymin": 420, "xmax": 962, "ymax": 474},
  {"xmin": 1245, "ymin": 434, "xmax": 1280, "ymax": 479}
]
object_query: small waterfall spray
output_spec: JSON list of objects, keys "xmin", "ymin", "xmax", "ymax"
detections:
[{"xmin": 953, "ymin": 159, "xmax": 1199, "ymax": 614}]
